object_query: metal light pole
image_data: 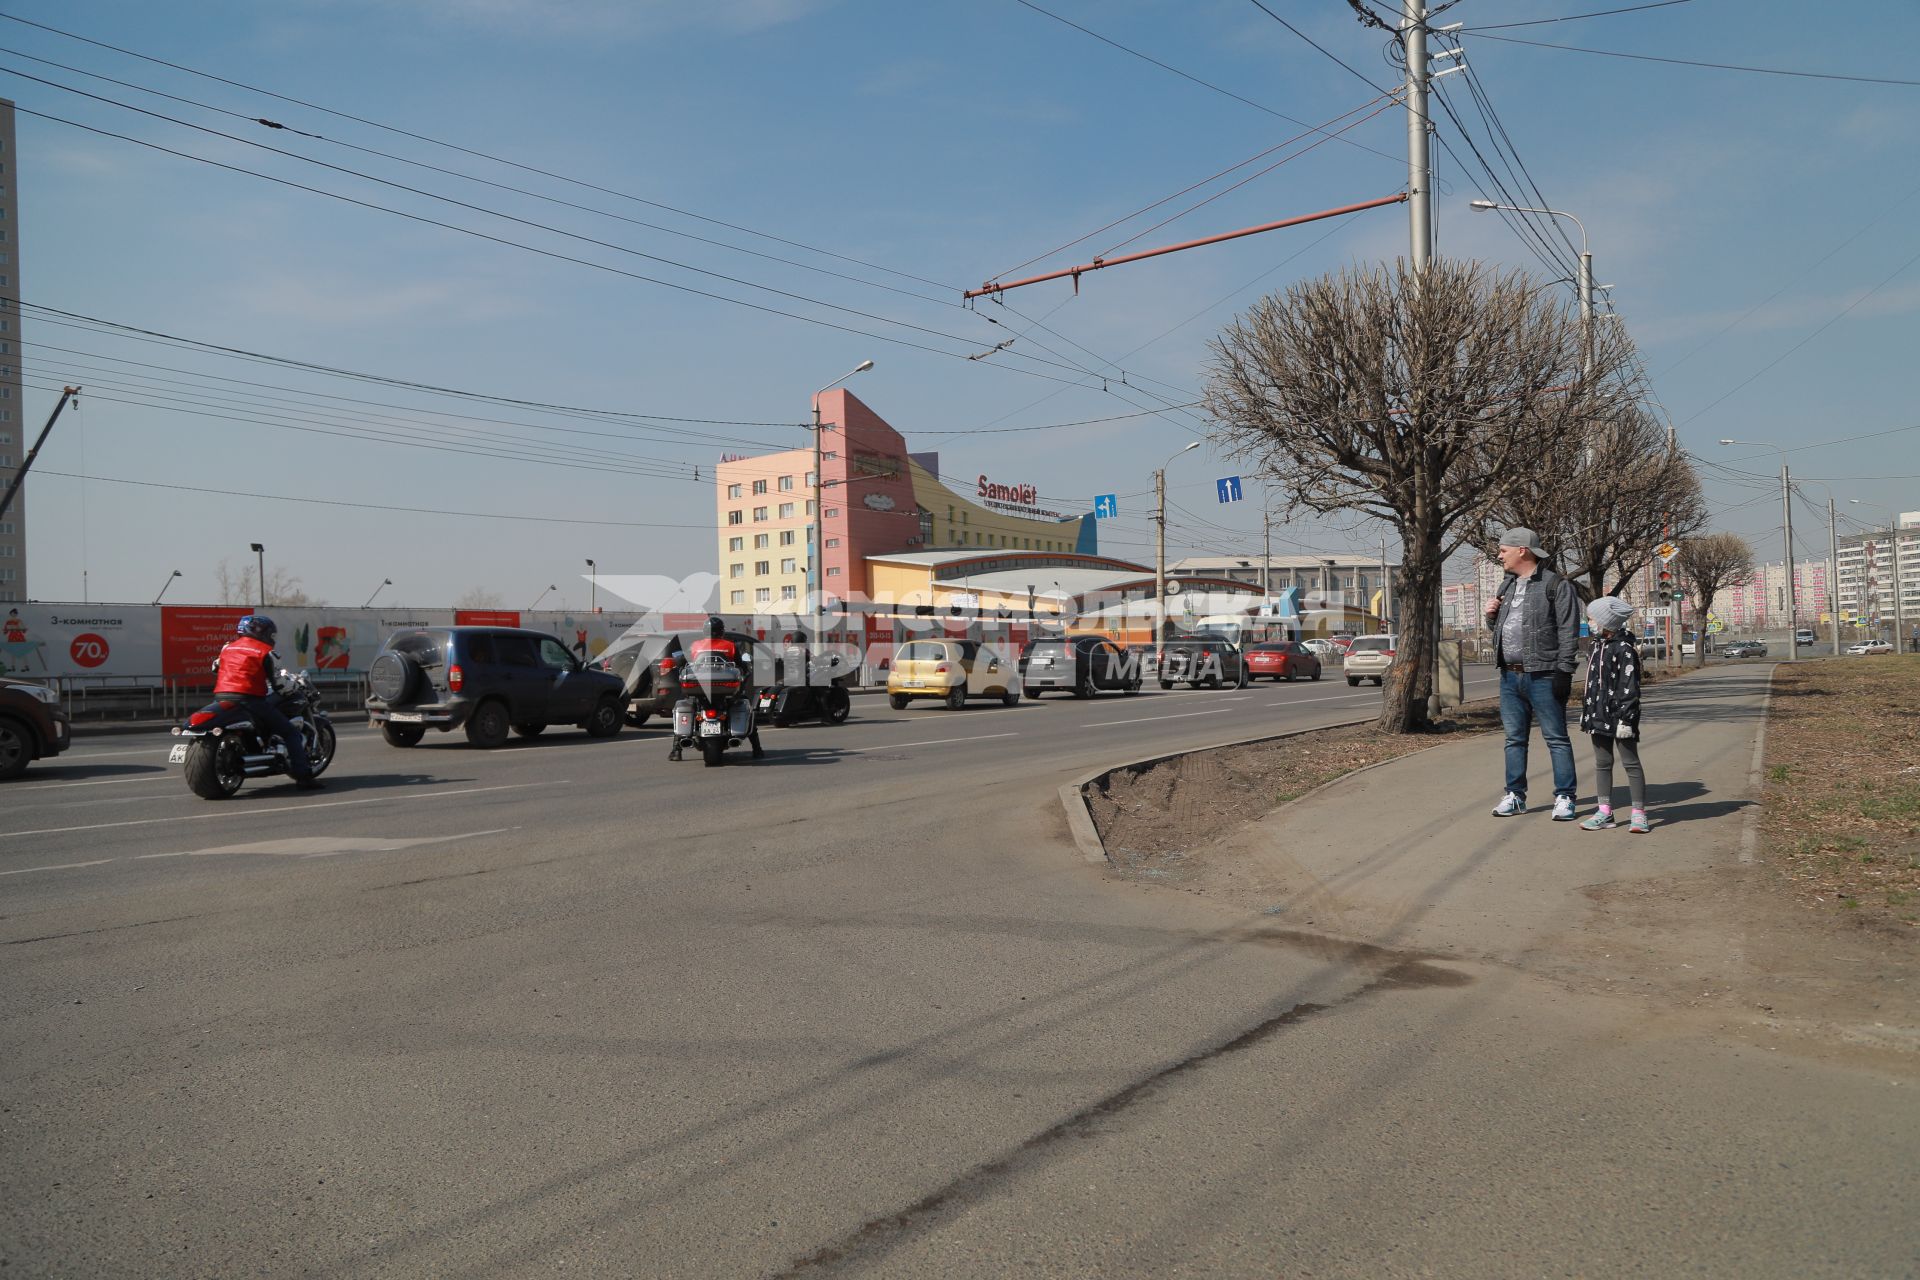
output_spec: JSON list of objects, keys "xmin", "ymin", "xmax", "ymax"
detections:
[
  {"xmin": 1720, "ymin": 440, "xmax": 1798, "ymax": 661},
  {"xmin": 809, "ymin": 360, "xmax": 875, "ymax": 648},
  {"xmin": 249, "ymin": 542, "xmax": 265, "ymax": 610},
  {"xmin": 530, "ymin": 584, "xmax": 556, "ymax": 611},
  {"xmin": 1154, "ymin": 442, "xmax": 1201, "ymax": 668},
  {"xmin": 1471, "ymin": 201, "xmax": 1592, "ymax": 371},
  {"xmin": 1850, "ymin": 499, "xmax": 1907, "ymax": 648},
  {"xmin": 364, "ymin": 578, "xmax": 392, "ymax": 609},
  {"xmin": 152, "ymin": 569, "xmax": 181, "ymax": 606},
  {"xmin": 585, "ymin": 559, "xmax": 596, "ymax": 614}
]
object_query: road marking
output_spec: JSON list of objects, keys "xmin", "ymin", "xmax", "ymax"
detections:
[
  {"xmin": 21, "ymin": 773, "xmax": 176, "ymax": 791},
  {"xmin": 1088, "ymin": 708, "xmax": 1230, "ymax": 728},
  {"xmin": 4, "ymin": 783, "xmax": 555, "ymax": 840},
  {"xmin": 843, "ymin": 732, "xmax": 1018, "ymax": 753},
  {"xmin": 49, "ymin": 745, "xmax": 174, "ymax": 760},
  {"xmin": 0, "ymin": 858, "xmax": 119, "ymax": 877},
  {"xmin": 1220, "ymin": 695, "xmax": 1252, "ymax": 702},
  {"xmin": 140, "ymin": 828, "xmax": 521, "ymax": 860}
]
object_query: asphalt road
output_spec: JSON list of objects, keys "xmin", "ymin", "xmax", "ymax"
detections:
[{"xmin": 4, "ymin": 666, "xmax": 1911, "ymax": 1278}]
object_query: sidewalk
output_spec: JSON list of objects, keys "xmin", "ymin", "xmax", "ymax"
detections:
[{"xmin": 1189, "ymin": 664, "xmax": 1915, "ymax": 1050}]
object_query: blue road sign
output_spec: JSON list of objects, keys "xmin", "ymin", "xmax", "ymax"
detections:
[
  {"xmin": 1093, "ymin": 493, "xmax": 1118, "ymax": 519},
  {"xmin": 1216, "ymin": 475, "xmax": 1243, "ymax": 503}
]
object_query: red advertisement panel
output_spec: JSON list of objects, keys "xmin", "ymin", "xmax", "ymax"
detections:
[
  {"xmin": 162, "ymin": 607, "xmax": 249, "ymax": 678},
  {"xmin": 454, "ymin": 610, "xmax": 522, "ymax": 628}
]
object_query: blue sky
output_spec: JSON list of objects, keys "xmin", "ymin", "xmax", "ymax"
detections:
[{"xmin": 7, "ymin": 0, "xmax": 1918, "ymax": 608}]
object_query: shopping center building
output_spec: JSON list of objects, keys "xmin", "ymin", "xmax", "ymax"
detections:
[{"xmin": 713, "ymin": 390, "xmax": 1101, "ymax": 611}]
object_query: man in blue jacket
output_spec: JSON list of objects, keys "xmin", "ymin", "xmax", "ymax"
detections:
[{"xmin": 1483, "ymin": 526, "xmax": 1581, "ymax": 820}]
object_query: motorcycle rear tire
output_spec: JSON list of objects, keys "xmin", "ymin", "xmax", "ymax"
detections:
[
  {"xmin": 821, "ymin": 686, "xmax": 851, "ymax": 724},
  {"xmin": 184, "ymin": 737, "xmax": 246, "ymax": 799},
  {"xmin": 700, "ymin": 738, "xmax": 725, "ymax": 767}
]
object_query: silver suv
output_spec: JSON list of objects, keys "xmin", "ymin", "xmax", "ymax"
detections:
[{"xmin": 1343, "ymin": 634, "xmax": 1395, "ymax": 686}]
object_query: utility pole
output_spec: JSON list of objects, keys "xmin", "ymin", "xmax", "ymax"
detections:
[
  {"xmin": 1827, "ymin": 498, "xmax": 1841, "ymax": 657},
  {"xmin": 1577, "ymin": 251, "xmax": 1595, "ymax": 376},
  {"xmin": 0, "ymin": 386, "xmax": 80, "ymax": 522},
  {"xmin": 1381, "ymin": 533, "xmax": 1392, "ymax": 634},
  {"xmin": 1154, "ymin": 466, "xmax": 1168, "ymax": 665},
  {"xmin": 1263, "ymin": 509, "xmax": 1273, "ymax": 608},
  {"xmin": 1403, "ymin": 0, "xmax": 1432, "ymax": 271},
  {"xmin": 1782, "ymin": 464, "xmax": 1798, "ymax": 662}
]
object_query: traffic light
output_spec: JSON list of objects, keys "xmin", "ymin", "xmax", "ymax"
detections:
[{"xmin": 1656, "ymin": 569, "xmax": 1673, "ymax": 602}]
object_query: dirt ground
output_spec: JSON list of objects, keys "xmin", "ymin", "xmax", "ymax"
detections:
[{"xmin": 1086, "ymin": 663, "xmax": 1920, "ymax": 1067}]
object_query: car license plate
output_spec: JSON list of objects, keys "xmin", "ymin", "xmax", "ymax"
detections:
[
  {"xmin": 903, "ymin": 680, "xmax": 923, "ymax": 688},
  {"xmin": 698, "ymin": 720, "xmax": 723, "ymax": 736},
  {"xmin": 168, "ymin": 743, "xmax": 188, "ymax": 763},
  {"xmin": 388, "ymin": 711, "xmax": 424, "ymax": 723},
  {"xmin": 1034, "ymin": 658, "xmax": 1053, "ymax": 666}
]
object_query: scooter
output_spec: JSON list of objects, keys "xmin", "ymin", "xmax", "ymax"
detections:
[
  {"xmin": 169, "ymin": 668, "xmax": 336, "ymax": 799},
  {"xmin": 671, "ymin": 653, "xmax": 762, "ymax": 766}
]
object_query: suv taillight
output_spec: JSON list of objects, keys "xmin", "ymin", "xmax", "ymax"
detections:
[
  {"xmin": 449, "ymin": 663, "xmax": 464, "ymax": 691},
  {"xmin": 1383, "ymin": 649, "xmax": 1396, "ymax": 658}
]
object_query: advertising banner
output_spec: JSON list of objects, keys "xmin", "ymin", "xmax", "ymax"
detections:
[
  {"xmin": 1, "ymin": 604, "xmax": 165, "ymax": 678},
  {"xmin": 161, "ymin": 606, "xmax": 250, "ymax": 678}
]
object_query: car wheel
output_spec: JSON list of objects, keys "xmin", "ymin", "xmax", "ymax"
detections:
[
  {"xmin": 1074, "ymin": 675, "xmax": 1093, "ymax": 698},
  {"xmin": 946, "ymin": 685, "xmax": 967, "ymax": 711},
  {"xmin": 626, "ymin": 708, "xmax": 652, "ymax": 728},
  {"xmin": 380, "ymin": 722, "xmax": 426, "ymax": 747},
  {"xmin": 464, "ymin": 700, "xmax": 511, "ymax": 749},
  {"xmin": 1347, "ymin": 677, "xmax": 1360, "ymax": 687},
  {"xmin": 585, "ymin": 697, "xmax": 623, "ymax": 738},
  {"xmin": 1284, "ymin": 670, "xmax": 1296, "ymax": 682},
  {"xmin": 1310, "ymin": 667, "xmax": 1322, "ymax": 681},
  {"xmin": 889, "ymin": 693, "xmax": 910, "ymax": 710},
  {"xmin": 1002, "ymin": 688, "xmax": 1021, "ymax": 707},
  {"xmin": 0, "ymin": 715, "xmax": 34, "ymax": 780},
  {"xmin": 1235, "ymin": 668, "xmax": 1249, "ymax": 690},
  {"xmin": 821, "ymin": 686, "xmax": 851, "ymax": 724},
  {"xmin": 1373, "ymin": 676, "xmax": 1384, "ymax": 686},
  {"xmin": 1158, "ymin": 678, "xmax": 1173, "ymax": 690},
  {"xmin": 1123, "ymin": 681, "xmax": 1140, "ymax": 695},
  {"xmin": 512, "ymin": 722, "xmax": 548, "ymax": 738}
]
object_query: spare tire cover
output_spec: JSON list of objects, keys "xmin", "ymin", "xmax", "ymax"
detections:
[{"xmin": 369, "ymin": 652, "xmax": 418, "ymax": 704}]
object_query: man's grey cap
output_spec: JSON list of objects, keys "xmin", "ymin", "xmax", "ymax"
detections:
[
  {"xmin": 1495, "ymin": 526, "xmax": 1548, "ymax": 557},
  {"xmin": 1587, "ymin": 595, "xmax": 1635, "ymax": 633}
]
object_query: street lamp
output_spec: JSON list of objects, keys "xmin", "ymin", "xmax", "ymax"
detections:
[
  {"xmin": 530, "ymin": 584, "xmax": 556, "ymax": 611},
  {"xmin": 585, "ymin": 558, "xmax": 596, "ymax": 614},
  {"xmin": 1470, "ymin": 200, "xmax": 1593, "ymax": 371},
  {"xmin": 810, "ymin": 359, "xmax": 875, "ymax": 646},
  {"xmin": 152, "ymin": 569, "xmax": 181, "ymax": 605},
  {"xmin": 1849, "ymin": 498, "xmax": 1908, "ymax": 648},
  {"xmin": 1154, "ymin": 442, "xmax": 1202, "ymax": 667},
  {"xmin": 1719, "ymin": 439, "xmax": 1798, "ymax": 661},
  {"xmin": 249, "ymin": 543, "xmax": 265, "ymax": 610},
  {"xmin": 364, "ymin": 578, "xmax": 392, "ymax": 609}
]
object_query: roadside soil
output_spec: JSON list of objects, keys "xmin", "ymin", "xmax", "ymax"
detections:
[{"xmin": 1087, "ymin": 661, "xmax": 1920, "ymax": 1068}]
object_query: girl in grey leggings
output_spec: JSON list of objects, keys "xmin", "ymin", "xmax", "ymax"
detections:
[{"xmin": 1577, "ymin": 596, "xmax": 1650, "ymax": 833}]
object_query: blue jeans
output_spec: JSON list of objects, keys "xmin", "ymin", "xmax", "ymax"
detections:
[
  {"xmin": 227, "ymin": 694, "xmax": 314, "ymax": 779},
  {"xmin": 1499, "ymin": 669, "xmax": 1575, "ymax": 801}
]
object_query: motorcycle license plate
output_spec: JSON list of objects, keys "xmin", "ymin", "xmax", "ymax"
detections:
[
  {"xmin": 168, "ymin": 743, "xmax": 188, "ymax": 763},
  {"xmin": 698, "ymin": 720, "xmax": 724, "ymax": 736},
  {"xmin": 388, "ymin": 712, "xmax": 424, "ymax": 723}
]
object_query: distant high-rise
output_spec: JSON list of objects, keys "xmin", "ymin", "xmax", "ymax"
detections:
[{"xmin": 0, "ymin": 97, "xmax": 21, "ymax": 603}]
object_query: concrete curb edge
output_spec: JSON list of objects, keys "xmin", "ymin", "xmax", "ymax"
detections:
[{"xmin": 1737, "ymin": 662, "xmax": 1779, "ymax": 866}]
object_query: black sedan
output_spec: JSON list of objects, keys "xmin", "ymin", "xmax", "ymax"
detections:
[{"xmin": 1019, "ymin": 635, "xmax": 1143, "ymax": 697}]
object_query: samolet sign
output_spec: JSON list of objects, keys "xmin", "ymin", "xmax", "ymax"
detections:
[{"xmin": 976, "ymin": 475, "xmax": 1061, "ymax": 520}]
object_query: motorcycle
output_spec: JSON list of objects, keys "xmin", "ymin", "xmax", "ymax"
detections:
[
  {"xmin": 169, "ymin": 668, "xmax": 337, "ymax": 798},
  {"xmin": 753, "ymin": 643, "xmax": 854, "ymax": 727},
  {"xmin": 671, "ymin": 652, "xmax": 760, "ymax": 766}
]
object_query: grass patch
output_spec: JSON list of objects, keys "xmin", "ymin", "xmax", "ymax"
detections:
[{"xmin": 1760, "ymin": 655, "xmax": 1920, "ymax": 932}]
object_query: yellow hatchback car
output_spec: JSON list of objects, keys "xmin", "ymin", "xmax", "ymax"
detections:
[{"xmin": 888, "ymin": 639, "xmax": 1022, "ymax": 710}]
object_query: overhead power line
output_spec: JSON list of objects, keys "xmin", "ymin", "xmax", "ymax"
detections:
[
  {"xmin": 1467, "ymin": 32, "xmax": 1920, "ymax": 87},
  {"xmin": 1463, "ymin": 2, "xmax": 1694, "ymax": 32}
]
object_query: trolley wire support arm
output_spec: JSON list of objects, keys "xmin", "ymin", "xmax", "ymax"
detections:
[{"xmin": 964, "ymin": 193, "xmax": 1408, "ymax": 300}]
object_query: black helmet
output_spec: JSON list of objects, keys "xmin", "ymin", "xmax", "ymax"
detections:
[
  {"xmin": 707, "ymin": 615, "xmax": 726, "ymax": 639},
  {"xmin": 237, "ymin": 614, "xmax": 278, "ymax": 644}
]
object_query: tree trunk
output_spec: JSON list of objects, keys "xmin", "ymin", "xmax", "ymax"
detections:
[{"xmin": 1379, "ymin": 535, "xmax": 1441, "ymax": 733}]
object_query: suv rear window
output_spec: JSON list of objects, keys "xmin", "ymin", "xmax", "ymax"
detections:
[
  {"xmin": 390, "ymin": 632, "xmax": 445, "ymax": 669},
  {"xmin": 1348, "ymin": 637, "xmax": 1393, "ymax": 653}
]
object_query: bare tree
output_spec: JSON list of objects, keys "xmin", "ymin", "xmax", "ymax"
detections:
[
  {"xmin": 1205, "ymin": 259, "xmax": 1643, "ymax": 732},
  {"xmin": 454, "ymin": 587, "xmax": 505, "ymax": 609},
  {"xmin": 1487, "ymin": 406, "xmax": 1709, "ymax": 602},
  {"xmin": 213, "ymin": 558, "xmax": 317, "ymax": 607},
  {"xmin": 1673, "ymin": 533, "xmax": 1753, "ymax": 666}
]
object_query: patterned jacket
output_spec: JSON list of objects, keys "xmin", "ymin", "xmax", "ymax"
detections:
[{"xmin": 1579, "ymin": 633, "xmax": 1642, "ymax": 737}]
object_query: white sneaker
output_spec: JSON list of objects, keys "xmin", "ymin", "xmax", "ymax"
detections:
[
  {"xmin": 1552, "ymin": 795, "xmax": 1577, "ymax": 821},
  {"xmin": 1492, "ymin": 792, "xmax": 1526, "ymax": 817}
]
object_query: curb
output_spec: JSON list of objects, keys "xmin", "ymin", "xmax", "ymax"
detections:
[{"xmin": 1737, "ymin": 662, "xmax": 1779, "ymax": 866}]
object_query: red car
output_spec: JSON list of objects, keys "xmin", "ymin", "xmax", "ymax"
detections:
[{"xmin": 1245, "ymin": 641, "xmax": 1323, "ymax": 683}]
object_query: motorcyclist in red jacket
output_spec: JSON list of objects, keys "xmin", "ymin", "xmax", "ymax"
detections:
[{"xmin": 214, "ymin": 615, "xmax": 320, "ymax": 789}]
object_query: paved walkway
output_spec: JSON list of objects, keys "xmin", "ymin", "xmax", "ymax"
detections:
[{"xmin": 1215, "ymin": 664, "xmax": 1774, "ymax": 975}]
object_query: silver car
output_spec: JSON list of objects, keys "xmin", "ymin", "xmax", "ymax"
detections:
[{"xmin": 1343, "ymin": 634, "xmax": 1395, "ymax": 686}]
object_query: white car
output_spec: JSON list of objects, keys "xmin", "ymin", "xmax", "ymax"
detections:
[
  {"xmin": 1343, "ymin": 634, "xmax": 1396, "ymax": 686},
  {"xmin": 1301, "ymin": 637, "xmax": 1339, "ymax": 660},
  {"xmin": 1846, "ymin": 639, "xmax": 1894, "ymax": 655}
]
